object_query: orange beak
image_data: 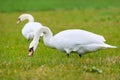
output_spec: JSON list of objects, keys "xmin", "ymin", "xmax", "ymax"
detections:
[
  {"xmin": 17, "ymin": 19, "xmax": 21, "ymax": 24},
  {"xmin": 28, "ymin": 50, "xmax": 34, "ymax": 57},
  {"xmin": 28, "ymin": 47, "xmax": 34, "ymax": 57}
]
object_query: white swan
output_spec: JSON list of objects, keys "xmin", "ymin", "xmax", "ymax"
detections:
[
  {"xmin": 17, "ymin": 14, "xmax": 43, "ymax": 40},
  {"xmin": 29, "ymin": 27, "xmax": 117, "ymax": 57}
]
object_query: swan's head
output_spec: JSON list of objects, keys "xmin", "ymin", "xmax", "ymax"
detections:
[
  {"xmin": 29, "ymin": 47, "xmax": 34, "ymax": 56},
  {"xmin": 17, "ymin": 14, "xmax": 34, "ymax": 24},
  {"xmin": 28, "ymin": 38, "xmax": 39, "ymax": 56},
  {"xmin": 28, "ymin": 26, "xmax": 52, "ymax": 56}
]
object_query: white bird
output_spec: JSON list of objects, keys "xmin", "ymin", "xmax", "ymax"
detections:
[
  {"xmin": 17, "ymin": 13, "xmax": 43, "ymax": 40},
  {"xmin": 28, "ymin": 27, "xmax": 117, "ymax": 57}
]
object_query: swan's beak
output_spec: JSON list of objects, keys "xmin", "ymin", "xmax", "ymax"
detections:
[
  {"xmin": 17, "ymin": 18, "xmax": 21, "ymax": 24},
  {"xmin": 28, "ymin": 47, "xmax": 34, "ymax": 56}
]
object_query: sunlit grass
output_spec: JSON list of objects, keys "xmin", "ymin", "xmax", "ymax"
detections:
[{"xmin": 0, "ymin": 8, "xmax": 120, "ymax": 80}]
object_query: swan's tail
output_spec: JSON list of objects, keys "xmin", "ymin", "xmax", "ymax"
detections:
[{"xmin": 103, "ymin": 44, "xmax": 117, "ymax": 49}]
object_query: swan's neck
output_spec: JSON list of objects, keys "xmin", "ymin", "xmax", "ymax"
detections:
[
  {"xmin": 27, "ymin": 15, "xmax": 34, "ymax": 22},
  {"xmin": 29, "ymin": 27, "xmax": 53, "ymax": 51},
  {"xmin": 42, "ymin": 27, "xmax": 53, "ymax": 47},
  {"xmin": 21, "ymin": 14, "xmax": 34, "ymax": 22}
]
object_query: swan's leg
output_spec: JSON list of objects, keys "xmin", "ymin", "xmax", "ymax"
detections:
[
  {"xmin": 65, "ymin": 48, "xmax": 71, "ymax": 57},
  {"xmin": 28, "ymin": 39, "xmax": 30, "ymax": 41},
  {"xmin": 39, "ymin": 39, "xmax": 40, "ymax": 42},
  {"xmin": 79, "ymin": 54, "xmax": 82, "ymax": 57},
  {"xmin": 39, "ymin": 36, "xmax": 42, "ymax": 42},
  {"xmin": 66, "ymin": 54, "xmax": 70, "ymax": 57}
]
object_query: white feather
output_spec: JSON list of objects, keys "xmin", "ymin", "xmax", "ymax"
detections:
[
  {"xmin": 17, "ymin": 14, "xmax": 43, "ymax": 40},
  {"xmin": 29, "ymin": 27, "xmax": 117, "ymax": 56}
]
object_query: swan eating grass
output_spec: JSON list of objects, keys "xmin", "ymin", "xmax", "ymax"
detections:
[
  {"xmin": 17, "ymin": 13, "xmax": 43, "ymax": 40},
  {"xmin": 28, "ymin": 26, "xmax": 117, "ymax": 57}
]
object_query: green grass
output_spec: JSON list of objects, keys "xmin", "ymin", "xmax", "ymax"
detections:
[
  {"xmin": 0, "ymin": 0, "xmax": 120, "ymax": 12},
  {"xmin": 0, "ymin": 0, "xmax": 120, "ymax": 79},
  {"xmin": 0, "ymin": 8, "xmax": 120, "ymax": 80}
]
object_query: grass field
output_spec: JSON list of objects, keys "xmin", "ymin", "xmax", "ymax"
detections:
[
  {"xmin": 0, "ymin": 0, "xmax": 120, "ymax": 80},
  {"xmin": 0, "ymin": 0, "xmax": 120, "ymax": 12}
]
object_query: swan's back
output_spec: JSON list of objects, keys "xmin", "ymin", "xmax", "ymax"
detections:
[
  {"xmin": 49, "ymin": 29, "xmax": 116, "ymax": 56},
  {"xmin": 53, "ymin": 29, "xmax": 105, "ymax": 45}
]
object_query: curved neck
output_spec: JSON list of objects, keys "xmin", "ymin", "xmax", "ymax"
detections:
[
  {"xmin": 26, "ymin": 15, "xmax": 34, "ymax": 22},
  {"xmin": 20, "ymin": 14, "xmax": 34, "ymax": 22},
  {"xmin": 31, "ymin": 27, "xmax": 53, "ymax": 50},
  {"xmin": 43, "ymin": 28, "xmax": 53, "ymax": 46},
  {"xmin": 29, "ymin": 27, "xmax": 54, "ymax": 52}
]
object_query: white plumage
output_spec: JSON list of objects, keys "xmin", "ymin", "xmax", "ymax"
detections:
[
  {"xmin": 17, "ymin": 14, "xmax": 43, "ymax": 40},
  {"xmin": 29, "ymin": 27, "xmax": 117, "ymax": 57}
]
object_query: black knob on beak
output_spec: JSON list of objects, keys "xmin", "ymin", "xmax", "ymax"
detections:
[{"xmin": 28, "ymin": 47, "xmax": 34, "ymax": 56}]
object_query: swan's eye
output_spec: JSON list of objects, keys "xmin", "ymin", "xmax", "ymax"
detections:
[
  {"xmin": 29, "ymin": 47, "xmax": 34, "ymax": 52},
  {"xmin": 18, "ymin": 18, "xmax": 21, "ymax": 21},
  {"xmin": 43, "ymin": 32, "xmax": 46, "ymax": 34}
]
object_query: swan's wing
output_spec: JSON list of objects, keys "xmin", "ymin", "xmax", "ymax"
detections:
[{"xmin": 54, "ymin": 29, "xmax": 106, "ymax": 45}]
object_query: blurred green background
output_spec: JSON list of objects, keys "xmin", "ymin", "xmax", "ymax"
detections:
[{"xmin": 0, "ymin": 0, "xmax": 120, "ymax": 12}]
